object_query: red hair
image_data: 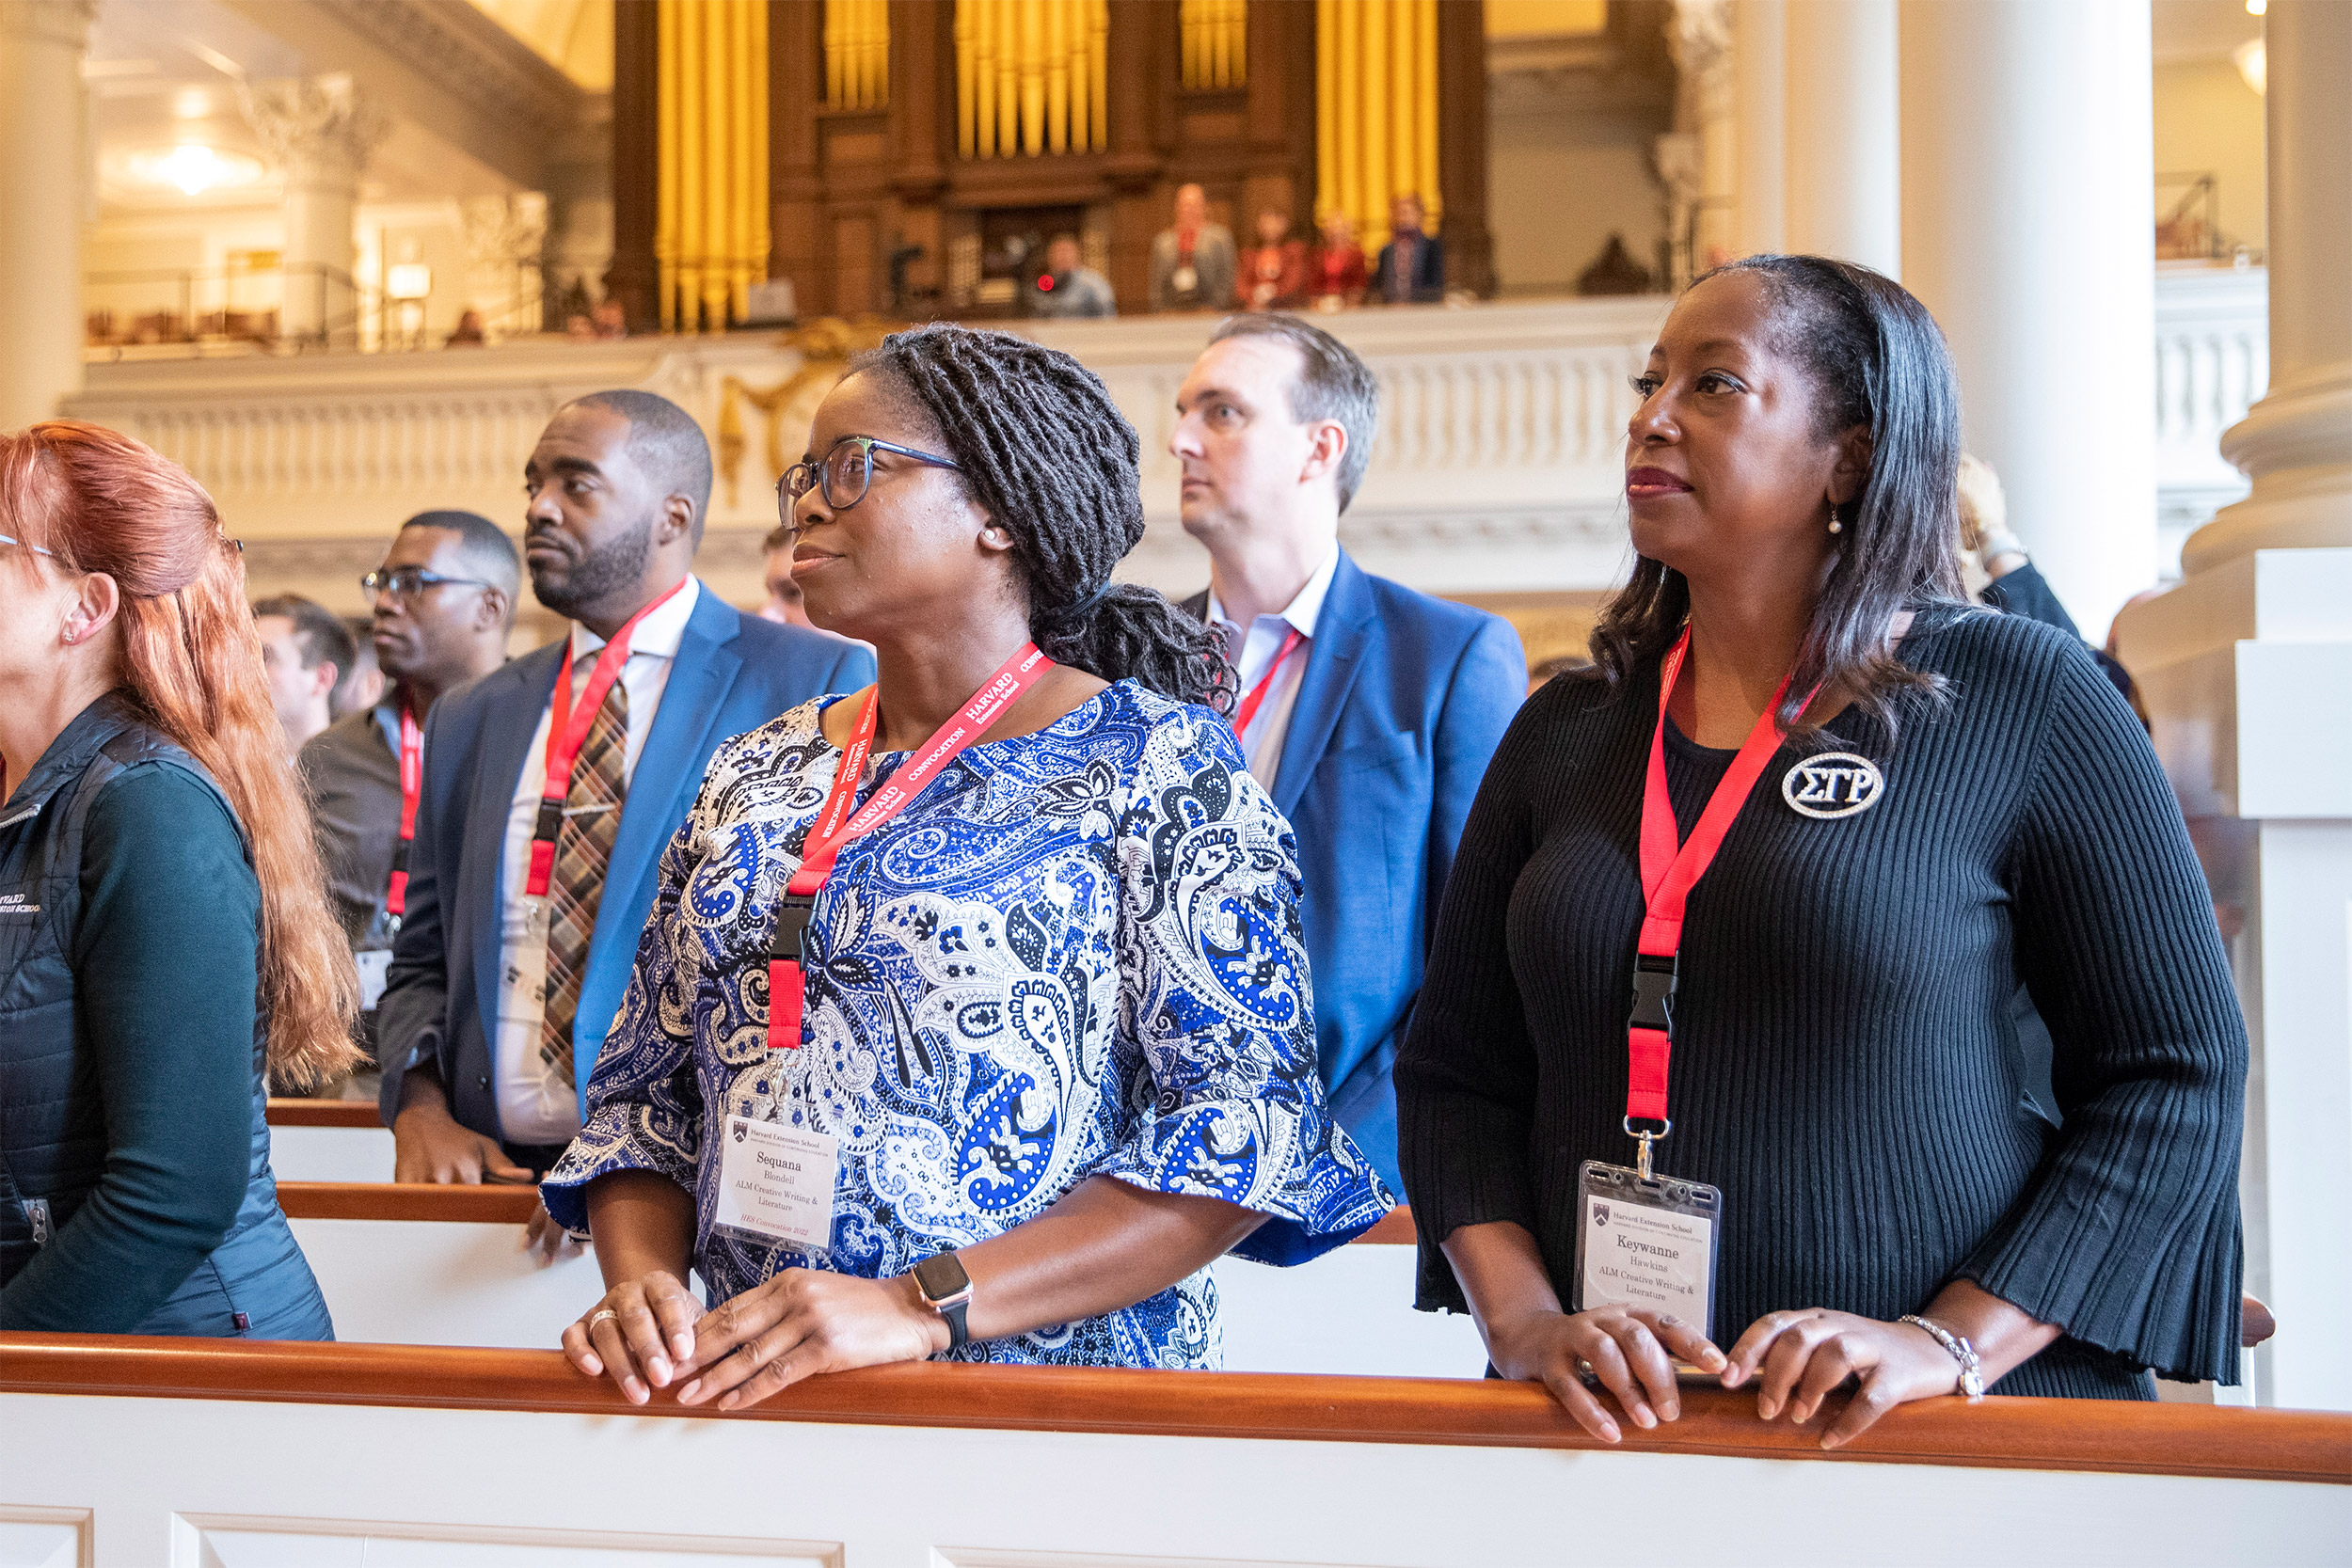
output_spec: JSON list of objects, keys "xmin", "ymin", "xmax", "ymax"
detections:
[{"xmin": 1, "ymin": 420, "xmax": 359, "ymax": 1086}]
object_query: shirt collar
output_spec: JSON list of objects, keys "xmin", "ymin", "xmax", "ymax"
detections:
[
  {"xmin": 567, "ymin": 576, "xmax": 700, "ymax": 664},
  {"xmin": 1205, "ymin": 544, "xmax": 1341, "ymax": 642}
]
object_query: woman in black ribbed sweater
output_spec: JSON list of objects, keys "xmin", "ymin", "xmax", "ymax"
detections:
[{"xmin": 1397, "ymin": 256, "xmax": 2245, "ymax": 1448}]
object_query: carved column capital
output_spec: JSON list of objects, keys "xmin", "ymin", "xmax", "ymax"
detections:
[
  {"xmin": 0, "ymin": 0, "xmax": 94, "ymax": 51},
  {"xmin": 240, "ymin": 73, "xmax": 391, "ymax": 182}
]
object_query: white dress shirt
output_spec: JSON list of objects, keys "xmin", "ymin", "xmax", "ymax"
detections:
[
  {"xmin": 1205, "ymin": 546, "xmax": 1339, "ymax": 792},
  {"xmin": 493, "ymin": 577, "xmax": 701, "ymax": 1144}
]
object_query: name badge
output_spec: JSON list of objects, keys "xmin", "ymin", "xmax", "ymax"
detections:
[
  {"xmin": 1572, "ymin": 1159, "xmax": 1723, "ymax": 1338},
  {"xmin": 712, "ymin": 1115, "xmax": 840, "ymax": 1253},
  {"xmin": 355, "ymin": 949, "xmax": 392, "ymax": 1011}
]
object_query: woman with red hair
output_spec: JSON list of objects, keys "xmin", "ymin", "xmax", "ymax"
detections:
[{"xmin": 0, "ymin": 420, "xmax": 358, "ymax": 1336}]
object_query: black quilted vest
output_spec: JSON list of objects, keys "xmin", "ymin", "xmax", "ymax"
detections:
[{"xmin": 0, "ymin": 694, "xmax": 313, "ymax": 1330}]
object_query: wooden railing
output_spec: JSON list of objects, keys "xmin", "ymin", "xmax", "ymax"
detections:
[
  {"xmin": 1, "ymin": 1334, "xmax": 2344, "ymax": 1484},
  {"xmin": 265, "ymin": 1098, "xmax": 380, "ymax": 1129}
]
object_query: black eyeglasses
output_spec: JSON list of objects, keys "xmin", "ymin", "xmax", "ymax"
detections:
[
  {"xmin": 778, "ymin": 436, "xmax": 962, "ymax": 526},
  {"xmin": 361, "ymin": 566, "xmax": 493, "ymax": 605}
]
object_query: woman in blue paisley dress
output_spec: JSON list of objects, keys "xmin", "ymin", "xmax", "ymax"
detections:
[{"xmin": 546, "ymin": 325, "xmax": 1391, "ymax": 1409}]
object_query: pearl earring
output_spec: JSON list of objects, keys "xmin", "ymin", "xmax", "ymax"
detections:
[{"xmin": 1826, "ymin": 500, "xmax": 1843, "ymax": 535}]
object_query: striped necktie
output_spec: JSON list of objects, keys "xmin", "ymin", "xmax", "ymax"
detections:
[{"xmin": 540, "ymin": 653, "xmax": 628, "ymax": 1086}]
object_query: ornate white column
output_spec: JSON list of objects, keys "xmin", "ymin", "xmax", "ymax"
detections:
[
  {"xmin": 1781, "ymin": 0, "xmax": 1899, "ymax": 274},
  {"xmin": 242, "ymin": 74, "xmax": 389, "ymax": 349},
  {"xmin": 0, "ymin": 0, "xmax": 93, "ymax": 429},
  {"xmin": 1899, "ymin": 0, "xmax": 2154, "ymax": 641},
  {"xmin": 1731, "ymin": 0, "xmax": 1786, "ymax": 259},
  {"xmin": 2112, "ymin": 0, "xmax": 2352, "ymax": 1414}
]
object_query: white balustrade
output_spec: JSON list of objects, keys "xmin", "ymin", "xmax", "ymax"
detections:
[{"xmin": 64, "ymin": 278, "xmax": 2267, "ymax": 615}]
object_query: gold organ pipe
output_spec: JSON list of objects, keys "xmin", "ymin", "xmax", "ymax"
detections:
[
  {"xmin": 678, "ymin": 0, "xmax": 703, "ymax": 327},
  {"xmin": 975, "ymin": 0, "xmax": 997, "ymax": 156},
  {"xmin": 994, "ymin": 1, "xmax": 1018, "ymax": 155},
  {"xmin": 704, "ymin": 0, "xmax": 730, "ymax": 327},
  {"xmin": 1182, "ymin": 0, "xmax": 1200, "ymax": 89},
  {"xmin": 656, "ymin": 0, "xmax": 678, "ymax": 330},
  {"xmin": 1088, "ymin": 0, "xmax": 1107, "ymax": 150},
  {"xmin": 1318, "ymin": 1, "xmax": 1442, "ymax": 259},
  {"xmin": 1019, "ymin": 0, "xmax": 1044, "ymax": 155},
  {"xmin": 1316, "ymin": 0, "xmax": 1336, "ymax": 232},
  {"xmin": 1045, "ymin": 0, "xmax": 1068, "ymax": 153},
  {"xmin": 956, "ymin": 3, "xmax": 977, "ymax": 153},
  {"xmin": 824, "ymin": 0, "xmax": 845, "ymax": 108},
  {"xmin": 1232, "ymin": 0, "xmax": 1248, "ymax": 87},
  {"xmin": 1067, "ymin": 0, "xmax": 1089, "ymax": 151}
]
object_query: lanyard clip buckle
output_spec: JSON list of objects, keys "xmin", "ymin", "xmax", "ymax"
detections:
[
  {"xmin": 769, "ymin": 892, "xmax": 817, "ymax": 963},
  {"xmin": 1628, "ymin": 953, "xmax": 1677, "ymax": 1035},
  {"xmin": 532, "ymin": 799, "xmax": 565, "ymax": 844}
]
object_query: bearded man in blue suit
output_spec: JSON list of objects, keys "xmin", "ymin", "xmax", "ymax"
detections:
[
  {"xmin": 1171, "ymin": 316, "xmax": 1526, "ymax": 1192},
  {"xmin": 377, "ymin": 390, "xmax": 873, "ymax": 1250}
]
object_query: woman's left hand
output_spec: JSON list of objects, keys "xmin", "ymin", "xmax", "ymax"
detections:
[
  {"xmin": 1722, "ymin": 1308, "xmax": 1967, "ymax": 1449},
  {"xmin": 675, "ymin": 1269, "xmax": 947, "ymax": 1411}
]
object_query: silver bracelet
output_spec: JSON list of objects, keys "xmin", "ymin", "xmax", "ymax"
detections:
[{"xmin": 1900, "ymin": 1314, "xmax": 1985, "ymax": 1398}]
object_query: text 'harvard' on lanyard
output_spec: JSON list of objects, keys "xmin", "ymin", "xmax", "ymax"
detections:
[
  {"xmin": 765, "ymin": 643, "xmax": 1057, "ymax": 1051},
  {"xmin": 521, "ymin": 578, "xmax": 689, "ymax": 899},
  {"xmin": 1624, "ymin": 629, "xmax": 1815, "ymax": 1174},
  {"xmin": 386, "ymin": 705, "xmax": 422, "ymax": 922}
]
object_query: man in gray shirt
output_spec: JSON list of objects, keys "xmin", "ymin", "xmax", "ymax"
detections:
[
  {"xmin": 299, "ymin": 511, "xmax": 516, "ymax": 1080},
  {"xmin": 1149, "ymin": 183, "xmax": 1235, "ymax": 312},
  {"xmin": 1029, "ymin": 233, "xmax": 1117, "ymax": 319}
]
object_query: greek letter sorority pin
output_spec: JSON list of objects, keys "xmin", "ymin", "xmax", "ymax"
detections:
[{"xmin": 1783, "ymin": 752, "xmax": 1885, "ymax": 818}]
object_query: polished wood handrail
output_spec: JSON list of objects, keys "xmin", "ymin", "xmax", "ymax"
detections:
[
  {"xmin": 1, "ymin": 1334, "xmax": 2344, "ymax": 1484},
  {"xmin": 278, "ymin": 1182, "xmax": 541, "ymax": 1223},
  {"xmin": 275, "ymin": 1180, "xmax": 1422, "ymax": 1243},
  {"xmin": 265, "ymin": 1099, "xmax": 382, "ymax": 1129}
]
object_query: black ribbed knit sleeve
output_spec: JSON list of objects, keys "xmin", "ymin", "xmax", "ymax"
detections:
[
  {"xmin": 1961, "ymin": 641, "xmax": 2246, "ymax": 1383},
  {"xmin": 1397, "ymin": 691, "xmax": 1547, "ymax": 1313}
]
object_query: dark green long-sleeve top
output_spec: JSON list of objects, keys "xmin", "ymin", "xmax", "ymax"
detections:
[{"xmin": 0, "ymin": 766, "xmax": 262, "ymax": 1330}]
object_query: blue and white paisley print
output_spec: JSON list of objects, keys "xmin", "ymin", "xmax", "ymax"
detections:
[{"xmin": 542, "ymin": 680, "xmax": 1391, "ymax": 1369}]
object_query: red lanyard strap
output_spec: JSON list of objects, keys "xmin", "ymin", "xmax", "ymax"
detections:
[
  {"xmin": 522, "ymin": 578, "xmax": 688, "ymax": 898},
  {"xmin": 1231, "ymin": 626, "xmax": 1304, "ymax": 738},
  {"xmin": 765, "ymin": 643, "xmax": 1055, "ymax": 1051},
  {"xmin": 1625, "ymin": 630, "xmax": 1812, "ymax": 1137},
  {"xmin": 386, "ymin": 704, "xmax": 423, "ymax": 920}
]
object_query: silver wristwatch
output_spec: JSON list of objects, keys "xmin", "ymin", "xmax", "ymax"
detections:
[{"xmin": 1900, "ymin": 1314, "xmax": 1985, "ymax": 1398}]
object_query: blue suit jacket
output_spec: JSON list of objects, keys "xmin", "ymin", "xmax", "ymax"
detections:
[
  {"xmin": 1188, "ymin": 550, "xmax": 1524, "ymax": 1187},
  {"xmin": 376, "ymin": 587, "xmax": 875, "ymax": 1139}
]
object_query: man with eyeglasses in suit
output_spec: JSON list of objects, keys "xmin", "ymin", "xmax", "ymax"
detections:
[{"xmin": 295, "ymin": 511, "xmax": 519, "ymax": 1096}]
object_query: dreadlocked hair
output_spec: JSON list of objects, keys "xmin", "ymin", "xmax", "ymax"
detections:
[{"xmin": 850, "ymin": 324, "xmax": 1235, "ymax": 714}]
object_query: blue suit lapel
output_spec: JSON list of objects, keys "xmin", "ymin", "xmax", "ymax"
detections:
[
  {"xmin": 572, "ymin": 588, "xmax": 744, "ymax": 1100},
  {"xmin": 472, "ymin": 642, "xmax": 565, "ymax": 1054},
  {"xmin": 1271, "ymin": 551, "xmax": 1376, "ymax": 821}
]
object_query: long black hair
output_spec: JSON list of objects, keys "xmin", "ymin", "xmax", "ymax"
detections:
[
  {"xmin": 1588, "ymin": 254, "xmax": 1967, "ymax": 738},
  {"xmin": 850, "ymin": 323, "xmax": 1234, "ymax": 713}
]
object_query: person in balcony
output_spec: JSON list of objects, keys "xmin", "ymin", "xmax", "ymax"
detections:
[
  {"xmin": 1148, "ymin": 183, "xmax": 1235, "ymax": 313},
  {"xmin": 0, "ymin": 421, "xmax": 358, "ymax": 1337},
  {"xmin": 1239, "ymin": 210, "xmax": 1309, "ymax": 311},
  {"xmin": 546, "ymin": 324, "xmax": 1389, "ymax": 1406},
  {"xmin": 1370, "ymin": 192, "xmax": 1445, "ymax": 306},
  {"xmin": 1309, "ymin": 210, "xmax": 1368, "ymax": 310},
  {"xmin": 1026, "ymin": 233, "xmax": 1117, "ymax": 320},
  {"xmin": 1399, "ymin": 256, "xmax": 2246, "ymax": 1449}
]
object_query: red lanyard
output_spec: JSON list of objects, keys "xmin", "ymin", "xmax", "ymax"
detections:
[
  {"xmin": 1231, "ymin": 626, "xmax": 1304, "ymax": 738},
  {"xmin": 766, "ymin": 642, "xmax": 1056, "ymax": 1050},
  {"xmin": 1624, "ymin": 630, "xmax": 1812, "ymax": 1154},
  {"xmin": 386, "ymin": 703, "xmax": 422, "ymax": 919},
  {"xmin": 522, "ymin": 578, "xmax": 688, "ymax": 898}
]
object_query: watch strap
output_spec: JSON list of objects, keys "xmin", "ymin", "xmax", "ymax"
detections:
[{"xmin": 940, "ymin": 1296, "xmax": 970, "ymax": 1351}]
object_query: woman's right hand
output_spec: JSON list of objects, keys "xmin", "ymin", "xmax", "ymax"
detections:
[
  {"xmin": 1487, "ymin": 1305, "xmax": 1728, "ymax": 1443},
  {"xmin": 561, "ymin": 1271, "xmax": 701, "ymax": 1405}
]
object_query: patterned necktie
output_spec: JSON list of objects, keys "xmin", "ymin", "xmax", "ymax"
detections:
[{"xmin": 540, "ymin": 654, "xmax": 628, "ymax": 1085}]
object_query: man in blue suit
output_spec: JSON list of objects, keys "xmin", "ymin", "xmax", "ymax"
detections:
[
  {"xmin": 377, "ymin": 390, "xmax": 874, "ymax": 1230},
  {"xmin": 1171, "ymin": 316, "xmax": 1524, "ymax": 1191}
]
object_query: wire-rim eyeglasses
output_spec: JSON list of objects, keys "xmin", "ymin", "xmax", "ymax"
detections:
[{"xmin": 777, "ymin": 435, "xmax": 962, "ymax": 529}]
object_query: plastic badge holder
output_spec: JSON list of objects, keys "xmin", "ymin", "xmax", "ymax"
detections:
[{"xmin": 1572, "ymin": 1157, "xmax": 1724, "ymax": 1356}]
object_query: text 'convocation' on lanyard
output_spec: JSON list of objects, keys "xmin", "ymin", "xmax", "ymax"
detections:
[
  {"xmin": 385, "ymin": 705, "xmax": 422, "ymax": 924},
  {"xmin": 1624, "ymin": 628, "xmax": 1814, "ymax": 1178},
  {"xmin": 765, "ymin": 642, "xmax": 1057, "ymax": 1051},
  {"xmin": 520, "ymin": 578, "xmax": 689, "ymax": 898}
]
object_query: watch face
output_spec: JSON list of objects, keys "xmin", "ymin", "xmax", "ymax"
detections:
[{"xmin": 914, "ymin": 1251, "xmax": 970, "ymax": 1302}]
